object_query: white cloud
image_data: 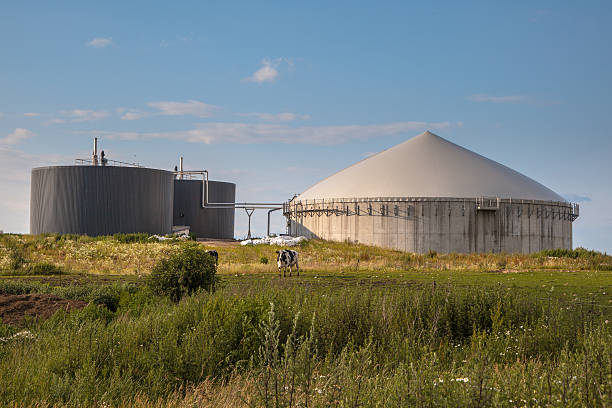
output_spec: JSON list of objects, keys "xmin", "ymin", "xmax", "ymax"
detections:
[
  {"xmin": 468, "ymin": 94, "xmax": 526, "ymax": 103},
  {"xmin": 23, "ymin": 112, "xmax": 40, "ymax": 117},
  {"xmin": 62, "ymin": 109, "xmax": 109, "ymax": 122},
  {"xmin": 45, "ymin": 118, "xmax": 66, "ymax": 125},
  {"xmin": 244, "ymin": 58, "xmax": 293, "ymax": 83},
  {"xmin": 241, "ymin": 112, "xmax": 311, "ymax": 122},
  {"xmin": 87, "ymin": 37, "xmax": 113, "ymax": 48},
  {"xmin": 121, "ymin": 111, "xmax": 148, "ymax": 121},
  {"xmin": 91, "ymin": 120, "xmax": 455, "ymax": 146},
  {"xmin": 148, "ymin": 100, "xmax": 218, "ymax": 118},
  {"xmin": 0, "ymin": 128, "xmax": 35, "ymax": 145},
  {"xmin": 248, "ymin": 63, "xmax": 278, "ymax": 83}
]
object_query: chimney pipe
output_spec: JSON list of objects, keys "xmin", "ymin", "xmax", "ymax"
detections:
[
  {"xmin": 179, "ymin": 156, "xmax": 184, "ymax": 179},
  {"xmin": 92, "ymin": 138, "xmax": 98, "ymax": 166}
]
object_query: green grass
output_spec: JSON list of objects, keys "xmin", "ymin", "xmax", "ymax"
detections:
[{"xmin": 0, "ymin": 234, "xmax": 610, "ymax": 407}]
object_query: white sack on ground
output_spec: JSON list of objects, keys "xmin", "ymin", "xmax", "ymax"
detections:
[{"xmin": 241, "ymin": 236, "xmax": 307, "ymax": 246}]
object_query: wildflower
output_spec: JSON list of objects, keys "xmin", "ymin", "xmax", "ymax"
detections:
[{"xmin": 0, "ymin": 331, "xmax": 36, "ymax": 342}]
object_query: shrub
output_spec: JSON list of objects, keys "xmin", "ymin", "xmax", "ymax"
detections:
[
  {"xmin": 91, "ymin": 286, "xmax": 121, "ymax": 312},
  {"xmin": 4, "ymin": 239, "xmax": 27, "ymax": 271},
  {"xmin": 260, "ymin": 256, "xmax": 269, "ymax": 264},
  {"xmin": 25, "ymin": 262, "xmax": 63, "ymax": 275},
  {"xmin": 147, "ymin": 244, "xmax": 218, "ymax": 302},
  {"xmin": 113, "ymin": 233, "xmax": 151, "ymax": 243},
  {"xmin": 535, "ymin": 247, "xmax": 603, "ymax": 259}
]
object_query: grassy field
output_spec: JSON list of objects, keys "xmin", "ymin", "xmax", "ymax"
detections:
[{"xmin": 0, "ymin": 233, "xmax": 611, "ymax": 407}]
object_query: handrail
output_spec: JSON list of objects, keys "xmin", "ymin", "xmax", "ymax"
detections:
[{"xmin": 74, "ymin": 158, "xmax": 143, "ymax": 168}]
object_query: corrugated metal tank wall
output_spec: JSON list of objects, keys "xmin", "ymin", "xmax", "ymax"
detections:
[
  {"xmin": 30, "ymin": 166, "xmax": 174, "ymax": 236},
  {"xmin": 173, "ymin": 180, "xmax": 235, "ymax": 239},
  {"xmin": 288, "ymin": 198, "xmax": 573, "ymax": 254}
]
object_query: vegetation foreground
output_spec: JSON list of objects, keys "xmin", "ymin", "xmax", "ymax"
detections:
[{"xmin": 0, "ymin": 234, "xmax": 611, "ymax": 407}]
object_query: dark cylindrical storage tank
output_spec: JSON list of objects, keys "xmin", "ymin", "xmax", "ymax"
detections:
[
  {"xmin": 173, "ymin": 180, "xmax": 235, "ymax": 239},
  {"xmin": 30, "ymin": 166, "xmax": 175, "ymax": 236}
]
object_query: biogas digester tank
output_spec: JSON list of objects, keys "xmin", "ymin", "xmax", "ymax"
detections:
[
  {"xmin": 285, "ymin": 131, "xmax": 578, "ymax": 254},
  {"xmin": 30, "ymin": 165, "xmax": 174, "ymax": 236},
  {"xmin": 173, "ymin": 179, "xmax": 236, "ymax": 239}
]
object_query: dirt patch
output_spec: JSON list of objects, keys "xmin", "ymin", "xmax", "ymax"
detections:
[
  {"xmin": 0, "ymin": 292, "xmax": 87, "ymax": 326},
  {"xmin": 197, "ymin": 239, "xmax": 241, "ymax": 248}
]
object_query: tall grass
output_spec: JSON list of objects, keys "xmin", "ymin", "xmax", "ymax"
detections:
[
  {"xmin": 0, "ymin": 282, "xmax": 609, "ymax": 407},
  {"xmin": 2, "ymin": 234, "xmax": 612, "ymax": 275}
]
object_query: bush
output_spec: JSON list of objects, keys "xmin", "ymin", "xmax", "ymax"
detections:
[
  {"xmin": 112, "ymin": 233, "xmax": 151, "ymax": 243},
  {"xmin": 147, "ymin": 244, "xmax": 218, "ymax": 302},
  {"xmin": 92, "ymin": 286, "xmax": 121, "ymax": 312},
  {"xmin": 535, "ymin": 247, "xmax": 603, "ymax": 259},
  {"xmin": 3, "ymin": 239, "xmax": 27, "ymax": 271},
  {"xmin": 260, "ymin": 256, "xmax": 269, "ymax": 264},
  {"xmin": 26, "ymin": 262, "xmax": 63, "ymax": 275}
]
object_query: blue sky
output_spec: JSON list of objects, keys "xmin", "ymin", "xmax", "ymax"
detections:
[{"xmin": 1, "ymin": 1, "xmax": 610, "ymax": 252}]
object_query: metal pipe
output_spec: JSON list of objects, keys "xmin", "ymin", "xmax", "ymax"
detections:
[
  {"xmin": 267, "ymin": 207, "xmax": 282, "ymax": 237},
  {"xmin": 179, "ymin": 157, "xmax": 184, "ymax": 180},
  {"xmin": 201, "ymin": 170, "xmax": 283, "ymax": 208},
  {"xmin": 171, "ymin": 170, "xmax": 283, "ymax": 221},
  {"xmin": 92, "ymin": 138, "xmax": 98, "ymax": 166}
]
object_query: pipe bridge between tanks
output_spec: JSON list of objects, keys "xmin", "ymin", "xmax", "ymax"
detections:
[{"xmin": 175, "ymin": 169, "xmax": 283, "ymax": 238}]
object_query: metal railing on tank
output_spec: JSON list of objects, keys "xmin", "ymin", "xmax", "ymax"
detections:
[{"xmin": 74, "ymin": 158, "xmax": 143, "ymax": 167}]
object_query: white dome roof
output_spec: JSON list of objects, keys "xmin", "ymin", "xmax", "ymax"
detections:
[{"xmin": 297, "ymin": 131, "xmax": 565, "ymax": 202}]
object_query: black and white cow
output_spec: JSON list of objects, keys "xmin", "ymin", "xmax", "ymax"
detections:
[
  {"xmin": 276, "ymin": 249, "xmax": 299, "ymax": 277},
  {"xmin": 206, "ymin": 250, "xmax": 219, "ymax": 265}
]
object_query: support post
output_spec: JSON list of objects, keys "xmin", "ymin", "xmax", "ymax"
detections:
[{"xmin": 245, "ymin": 208, "xmax": 255, "ymax": 239}]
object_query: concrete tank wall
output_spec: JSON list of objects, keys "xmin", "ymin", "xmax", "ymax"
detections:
[
  {"xmin": 287, "ymin": 198, "xmax": 574, "ymax": 254},
  {"xmin": 30, "ymin": 166, "xmax": 174, "ymax": 236},
  {"xmin": 173, "ymin": 180, "xmax": 235, "ymax": 239}
]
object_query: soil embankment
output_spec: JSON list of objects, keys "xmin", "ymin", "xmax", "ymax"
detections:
[{"xmin": 0, "ymin": 292, "xmax": 87, "ymax": 326}]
